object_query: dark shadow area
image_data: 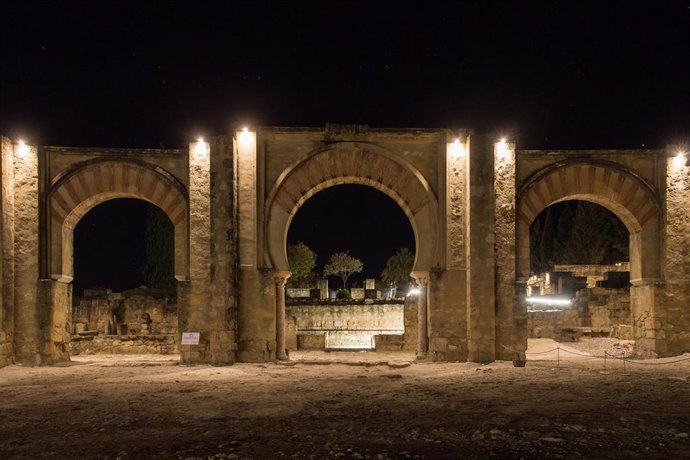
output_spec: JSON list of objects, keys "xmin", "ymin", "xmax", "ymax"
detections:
[
  {"xmin": 530, "ymin": 200, "xmax": 629, "ymax": 273},
  {"xmin": 73, "ymin": 198, "xmax": 174, "ymax": 297}
]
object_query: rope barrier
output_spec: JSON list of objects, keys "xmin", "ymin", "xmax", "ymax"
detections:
[{"xmin": 501, "ymin": 343, "xmax": 690, "ymax": 369}]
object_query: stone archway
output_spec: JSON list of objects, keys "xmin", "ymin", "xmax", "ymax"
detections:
[
  {"xmin": 45, "ymin": 159, "xmax": 189, "ymax": 361},
  {"xmin": 48, "ymin": 160, "xmax": 188, "ymax": 282},
  {"xmin": 516, "ymin": 160, "xmax": 662, "ymax": 356},
  {"xmin": 264, "ymin": 143, "xmax": 440, "ymax": 358}
]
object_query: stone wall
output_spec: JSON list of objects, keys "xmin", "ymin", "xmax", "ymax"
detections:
[
  {"xmin": 286, "ymin": 300, "xmax": 415, "ymax": 351},
  {"xmin": 73, "ymin": 288, "xmax": 177, "ymax": 335},
  {"xmin": 0, "ymin": 137, "xmax": 14, "ymax": 367},
  {"xmin": 0, "ymin": 129, "xmax": 687, "ymax": 366},
  {"xmin": 70, "ymin": 334, "xmax": 178, "ymax": 355},
  {"xmin": 658, "ymin": 155, "xmax": 690, "ymax": 356},
  {"xmin": 528, "ymin": 287, "xmax": 632, "ymax": 340},
  {"xmin": 180, "ymin": 136, "xmax": 238, "ymax": 364}
]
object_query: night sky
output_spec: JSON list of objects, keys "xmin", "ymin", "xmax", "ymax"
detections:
[{"xmin": 1, "ymin": 1, "xmax": 689, "ymax": 292}]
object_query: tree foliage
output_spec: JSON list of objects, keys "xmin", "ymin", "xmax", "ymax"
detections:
[
  {"xmin": 287, "ymin": 242, "xmax": 317, "ymax": 288},
  {"xmin": 141, "ymin": 204, "xmax": 176, "ymax": 293},
  {"xmin": 381, "ymin": 247, "xmax": 414, "ymax": 293},
  {"xmin": 323, "ymin": 252, "xmax": 363, "ymax": 289},
  {"xmin": 530, "ymin": 201, "xmax": 629, "ymax": 273}
]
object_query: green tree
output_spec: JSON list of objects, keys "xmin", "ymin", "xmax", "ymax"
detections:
[
  {"xmin": 141, "ymin": 204, "xmax": 176, "ymax": 293},
  {"xmin": 559, "ymin": 202, "xmax": 629, "ymax": 264},
  {"xmin": 538, "ymin": 206, "xmax": 557, "ymax": 272},
  {"xmin": 323, "ymin": 252, "xmax": 363, "ymax": 289},
  {"xmin": 381, "ymin": 247, "xmax": 414, "ymax": 294},
  {"xmin": 287, "ymin": 242, "xmax": 317, "ymax": 287},
  {"xmin": 552, "ymin": 200, "xmax": 576, "ymax": 262},
  {"xmin": 530, "ymin": 218, "xmax": 543, "ymax": 273}
]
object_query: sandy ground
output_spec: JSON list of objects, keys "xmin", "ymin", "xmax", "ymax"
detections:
[{"xmin": 1, "ymin": 339, "xmax": 689, "ymax": 459}]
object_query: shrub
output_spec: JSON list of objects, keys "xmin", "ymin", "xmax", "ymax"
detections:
[{"xmin": 335, "ymin": 288, "xmax": 351, "ymax": 299}]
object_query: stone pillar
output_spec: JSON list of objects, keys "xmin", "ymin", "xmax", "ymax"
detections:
[
  {"xmin": 180, "ymin": 139, "xmax": 212, "ymax": 363},
  {"xmin": 12, "ymin": 141, "xmax": 44, "ymax": 364},
  {"xmin": 274, "ymin": 271, "xmax": 290, "ymax": 360},
  {"xmin": 236, "ymin": 129, "xmax": 275, "ymax": 362},
  {"xmin": 0, "ymin": 137, "xmax": 15, "ymax": 367},
  {"xmin": 425, "ymin": 136, "xmax": 469, "ymax": 362},
  {"xmin": 465, "ymin": 134, "xmax": 496, "ymax": 363},
  {"xmin": 412, "ymin": 271, "xmax": 429, "ymax": 358},
  {"xmin": 654, "ymin": 150, "xmax": 690, "ymax": 356},
  {"xmin": 493, "ymin": 140, "xmax": 523, "ymax": 360}
]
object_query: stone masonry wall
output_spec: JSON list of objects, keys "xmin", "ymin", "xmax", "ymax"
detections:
[
  {"xmin": 70, "ymin": 335, "xmax": 178, "ymax": 355},
  {"xmin": 207, "ymin": 136, "xmax": 238, "ymax": 362},
  {"xmin": 73, "ymin": 288, "xmax": 177, "ymax": 335},
  {"xmin": 657, "ymin": 155, "xmax": 690, "ymax": 355},
  {"xmin": 0, "ymin": 137, "xmax": 15, "ymax": 367},
  {"xmin": 433, "ymin": 136, "xmax": 469, "ymax": 362},
  {"xmin": 12, "ymin": 142, "xmax": 45, "ymax": 364},
  {"xmin": 527, "ymin": 287, "xmax": 632, "ymax": 340},
  {"xmin": 286, "ymin": 300, "xmax": 415, "ymax": 351},
  {"xmin": 494, "ymin": 141, "xmax": 522, "ymax": 360}
]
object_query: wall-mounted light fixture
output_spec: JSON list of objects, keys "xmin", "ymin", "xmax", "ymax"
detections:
[
  {"xmin": 16, "ymin": 139, "xmax": 30, "ymax": 158},
  {"xmin": 495, "ymin": 138, "xmax": 512, "ymax": 160},
  {"xmin": 238, "ymin": 127, "xmax": 255, "ymax": 148},
  {"xmin": 192, "ymin": 137, "xmax": 209, "ymax": 157},
  {"xmin": 672, "ymin": 150, "xmax": 687, "ymax": 169},
  {"xmin": 449, "ymin": 137, "xmax": 465, "ymax": 159}
]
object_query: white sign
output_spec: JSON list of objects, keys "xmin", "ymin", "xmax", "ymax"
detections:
[{"xmin": 181, "ymin": 332, "xmax": 201, "ymax": 345}]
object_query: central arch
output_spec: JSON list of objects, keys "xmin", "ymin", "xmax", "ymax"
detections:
[
  {"xmin": 264, "ymin": 143, "xmax": 440, "ymax": 359},
  {"xmin": 265, "ymin": 143, "xmax": 440, "ymax": 274}
]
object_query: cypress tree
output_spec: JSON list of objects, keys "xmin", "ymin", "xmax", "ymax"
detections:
[{"xmin": 141, "ymin": 204, "xmax": 176, "ymax": 293}]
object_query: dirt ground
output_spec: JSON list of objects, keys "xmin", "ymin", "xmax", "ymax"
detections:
[{"xmin": 1, "ymin": 339, "xmax": 689, "ymax": 459}]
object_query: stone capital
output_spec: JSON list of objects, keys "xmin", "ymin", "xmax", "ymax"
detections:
[
  {"xmin": 410, "ymin": 271, "xmax": 430, "ymax": 287},
  {"xmin": 273, "ymin": 270, "xmax": 292, "ymax": 288}
]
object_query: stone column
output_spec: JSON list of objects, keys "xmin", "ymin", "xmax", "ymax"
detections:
[
  {"xmin": 274, "ymin": 271, "xmax": 291, "ymax": 360},
  {"xmin": 236, "ymin": 129, "xmax": 275, "ymax": 362},
  {"xmin": 181, "ymin": 139, "xmax": 212, "ymax": 363},
  {"xmin": 0, "ymin": 137, "xmax": 15, "ymax": 367},
  {"xmin": 493, "ymin": 140, "xmax": 522, "ymax": 360},
  {"xmin": 412, "ymin": 271, "xmax": 429, "ymax": 358},
  {"xmin": 654, "ymin": 150, "xmax": 690, "ymax": 356},
  {"xmin": 465, "ymin": 134, "xmax": 496, "ymax": 363},
  {"xmin": 12, "ymin": 141, "xmax": 44, "ymax": 364}
]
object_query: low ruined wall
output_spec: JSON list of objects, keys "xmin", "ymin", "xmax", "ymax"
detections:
[
  {"xmin": 286, "ymin": 300, "xmax": 415, "ymax": 351},
  {"xmin": 69, "ymin": 334, "xmax": 178, "ymax": 355},
  {"xmin": 528, "ymin": 287, "xmax": 631, "ymax": 340},
  {"xmin": 73, "ymin": 288, "xmax": 177, "ymax": 336}
]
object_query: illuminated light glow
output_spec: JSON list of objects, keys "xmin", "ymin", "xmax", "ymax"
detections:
[
  {"xmin": 672, "ymin": 151, "xmax": 686, "ymax": 169},
  {"xmin": 407, "ymin": 288, "xmax": 420, "ymax": 297},
  {"xmin": 193, "ymin": 138, "xmax": 209, "ymax": 157},
  {"xmin": 238, "ymin": 128, "xmax": 255, "ymax": 147},
  {"xmin": 496, "ymin": 138, "xmax": 511, "ymax": 159},
  {"xmin": 16, "ymin": 140, "xmax": 30, "ymax": 158},
  {"xmin": 526, "ymin": 296, "xmax": 572, "ymax": 307},
  {"xmin": 448, "ymin": 138, "xmax": 465, "ymax": 158}
]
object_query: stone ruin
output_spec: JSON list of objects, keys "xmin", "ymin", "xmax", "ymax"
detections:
[
  {"xmin": 69, "ymin": 287, "xmax": 178, "ymax": 355},
  {"xmin": 526, "ymin": 264, "xmax": 633, "ymax": 342}
]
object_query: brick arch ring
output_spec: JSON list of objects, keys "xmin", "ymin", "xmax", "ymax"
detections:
[
  {"xmin": 515, "ymin": 160, "xmax": 662, "ymax": 282},
  {"xmin": 264, "ymin": 143, "xmax": 440, "ymax": 272},
  {"xmin": 48, "ymin": 159, "xmax": 189, "ymax": 282}
]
